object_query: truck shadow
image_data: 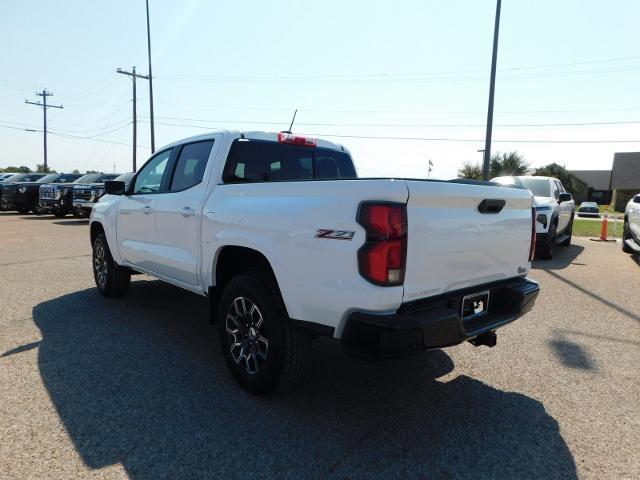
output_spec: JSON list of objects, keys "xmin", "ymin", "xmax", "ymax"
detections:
[
  {"xmin": 532, "ymin": 244, "xmax": 584, "ymax": 270},
  {"xmin": 32, "ymin": 281, "xmax": 577, "ymax": 479},
  {"xmin": 52, "ymin": 219, "xmax": 90, "ymax": 226}
]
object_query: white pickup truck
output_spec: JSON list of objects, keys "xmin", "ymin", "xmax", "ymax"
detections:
[
  {"xmin": 492, "ymin": 176, "xmax": 575, "ymax": 259},
  {"xmin": 90, "ymin": 131, "xmax": 539, "ymax": 394}
]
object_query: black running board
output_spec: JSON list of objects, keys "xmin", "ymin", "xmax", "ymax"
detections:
[
  {"xmin": 556, "ymin": 233, "xmax": 570, "ymax": 244},
  {"xmin": 625, "ymin": 238, "xmax": 640, "ymax": 253}
]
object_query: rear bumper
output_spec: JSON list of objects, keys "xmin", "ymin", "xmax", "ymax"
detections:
[{"xmin": 341, "ymin": 277, "xmax": 539, "ymax": 359}]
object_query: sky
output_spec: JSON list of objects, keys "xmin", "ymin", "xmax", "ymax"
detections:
[{"xmin": 1, "ymin": 0, "xmax": 639, "ymax": 179}]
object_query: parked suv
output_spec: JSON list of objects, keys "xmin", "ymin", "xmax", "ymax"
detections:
[
  {"xmin": 492, "ymin": 176, "xmax": 575, "ymax": 259},
  {"xmin": 622, "ymin": 193, "xmax": 640, "ymax": 254},
  {"xmin": 91, "ymin": 131, "xmax": 539, "ymax": 394},
  {"xmin": 73, "ymin": 172, "xmax": 132, "ymax": 217},
  {"xmin": 0, "ymin": 173, "xmax": 47, "ymax": 212}
]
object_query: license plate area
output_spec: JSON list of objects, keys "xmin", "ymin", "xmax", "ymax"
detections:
[{"xmin": 461, "ymin": 290, "xmax": 490, "ymax": 321}]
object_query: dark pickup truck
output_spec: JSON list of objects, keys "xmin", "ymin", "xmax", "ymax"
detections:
[
  {"xmin": 7, "ymin": 173, "xmax": 82, "ymax": 214},
  {"xmin": 0, "ymin": 173, "xmax": 47, "ymax": 212},
  {"xmin": 73, "ymin": 172, "xmax": 132, "ymax": 217},
  {"xmin": 40, "ymin": 173, "xmax": 120, "ymax": 217}
]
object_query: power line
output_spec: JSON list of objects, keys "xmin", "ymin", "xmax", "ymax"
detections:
[
  {"xmin": 157, "ymin": 63, "xmax": 640, "ymax": 84},
  {"xmin": 138, "ymin": 98, "xmax": 640, "ymax": 115},
  {"xmin": 157, "ymin": 55, "xmax": 640, "ymax": 81},
  {"xmin": 298, "ymin": 133, "xmax": 640, "ymax": 144},
  {"xmin": 141, "ymin": 115, "xmax": 640, "ymax": 129},
  {"xmin": 136, "ymin": 119, "xmax": 640, "ymax": 144}
]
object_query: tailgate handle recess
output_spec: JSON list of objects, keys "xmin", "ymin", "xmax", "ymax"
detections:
[{"xmin": 478, "ymin": 199, "xmax": 506, "ymax": 214}]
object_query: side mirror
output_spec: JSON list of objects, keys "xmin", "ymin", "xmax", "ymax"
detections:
[
  {"xmin": 634, "ymin": 195, "xmax": 640, "ymax": 204},
  {"xmin": 104, "ymin": 180, "xmax": 126, "ymax": 196},
  {"xmin": 559, "ymin": 192, "xmax": 572, "ymax": 203}
]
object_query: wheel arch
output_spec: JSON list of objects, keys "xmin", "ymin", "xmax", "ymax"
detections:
[
  {"xmin": 90, "ymin": 221, "xmax": 105, "ymax": 245},
  {"xmin": 209, "ymin": 245, "xmax": 288, "ymax": 323}
]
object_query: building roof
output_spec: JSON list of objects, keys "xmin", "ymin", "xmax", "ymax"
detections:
[
  {"xmin": 568, "ymin": 170, "xmax": 612, "ymax": 190},
  {"xmin": 611, "ymin": 152, "xmax": 640, "ymax": 190}
]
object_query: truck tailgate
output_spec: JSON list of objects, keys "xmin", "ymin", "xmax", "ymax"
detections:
[{"xmin": 403, "ymin": 180, "xmax": 533, "ymax": 302}]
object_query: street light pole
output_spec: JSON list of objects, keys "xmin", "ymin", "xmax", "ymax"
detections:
[
  {"xmin": 482, "ymin": 0, "xmax": 502, "ymax": 181},
  {"xmin": 146, "ymin": 0, "xmax": 156, "ymax": 153}
]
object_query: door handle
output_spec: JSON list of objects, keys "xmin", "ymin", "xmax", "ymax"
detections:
[
  {"xmin": 142, "ymin": 205, "xmax": 154, "ymax": 215},
  {"xmin": 181, "ymin": 207, "xmax": 195, "ymax": 217}
]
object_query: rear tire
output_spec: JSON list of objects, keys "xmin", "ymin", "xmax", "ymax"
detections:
[
  {"xmin": 217, "ymin": 271, "xmax": 311, "ymax": 395},
  {"xmin": 92, "ymin": 233, "xmax": 131, "ymax": 297},
  {"xmin": 17, "ymin": 207, "xmax": 30, "ymax": 214},
  {"xmin": 54, "ymin": 210, "xmax": 67, "ymax": 218},
  {"xmin": 622, "ymin": 219, "xmax": 634, "ymax": 254},
  {"xmin": 538, "ymin": 222, "xmax": 557, "ymax": 259}
]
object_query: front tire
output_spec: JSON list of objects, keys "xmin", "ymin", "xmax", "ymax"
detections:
[
  {"xmin": 32, "ymin": 202, "xmax": 45, "ymax": 215},
  {"xmin": 92, "ymin": 233, "xmax": 131, "ymax": 297},
  {"xmin": 217, "ymin": 271, "xmax": 311, "ymax": 395},
  {"xmin": 538, "ymin": 222, "xmax": 557, "ymax": 259}
]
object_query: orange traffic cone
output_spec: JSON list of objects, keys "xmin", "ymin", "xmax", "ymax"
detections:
[
  {"xmin": 600, "ymin": 209, "xmax": 609, "ymax": 241},
  {"xmin": 591, "ymin": 206, "xmax": 616, "ymax": 242}
]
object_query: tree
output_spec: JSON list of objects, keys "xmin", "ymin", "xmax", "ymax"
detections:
[
  {"xmin": 457, "ymin": 161, "xmax": 483, "ymax": 180},
  {"xmin": 535, "ymin": 163, "xmax": 576, "ymax": 193},
  {"xmin": 71, "ymin": 169, "xmax": 80, "ymax": 174},
  {"xmin": 489, "ymin": 151, "xmax": 529, "ymax": 178},
  {"xmin": 36, "ymin": 164, "xmax": 56, "ymax": 173},
  {"xmin": 0, "ymin": 166, "xmax": 31, "ymax": 173}
]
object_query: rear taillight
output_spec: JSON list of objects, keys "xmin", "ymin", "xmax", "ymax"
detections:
[
  {"xmin": 277, "ymin": 132, "xmax": 316, "ymax": 147},
  {"xmin": 529, "ymin": 206, "xmax": 536, "ymax": 261},
  {"xmin": 357, "ymin": 202, "xmax": 407, "ymax": 286}
]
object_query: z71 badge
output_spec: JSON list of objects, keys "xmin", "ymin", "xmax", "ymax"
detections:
[{"xmin": 315, "ymin": 229, "xmax": 355, "ymax": 240}]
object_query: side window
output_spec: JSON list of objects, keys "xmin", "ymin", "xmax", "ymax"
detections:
[
  {"xmin": 133, "ymin": 149, "xmax": 172, "ymax": 194},
  {"xmin": 551, "ymin": 181, "xmax": 559, "ymax": 200},
  {"xmin": 556, "ymin": 180, "xmax": 565, "ymax": 193},
  {"xmin": 170, "ymin": 140, "xmax": 214, "ymax": 192}
]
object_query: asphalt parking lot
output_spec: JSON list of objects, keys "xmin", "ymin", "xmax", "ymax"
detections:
[{"xmin": 1, "ymin": 212, "xmax": 639, "ymax": 479}]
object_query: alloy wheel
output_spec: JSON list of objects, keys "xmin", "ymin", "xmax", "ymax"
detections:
[
  {"xmin": 225, "ymin": 296, "xmax": 269, "ymax": 375},
  {"xmin": 93, "ymin": 243, "xmax": 108, "ymax": 287}
]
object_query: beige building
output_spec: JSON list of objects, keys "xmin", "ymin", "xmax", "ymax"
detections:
[
  {"xmin": 610, "ymin": 152, "xmax": 640, "ymax": 211},
  {"xmin": 570, "ymin": 152, "xmax": 640, "ymax": 211}
]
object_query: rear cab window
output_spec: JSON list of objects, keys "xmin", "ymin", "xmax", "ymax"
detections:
[{"xmin": 222, "ymin": 139, "xmax": 356, "ymax": 183}]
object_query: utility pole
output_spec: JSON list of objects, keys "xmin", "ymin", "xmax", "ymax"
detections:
[
  {"xmin": 25, "ymin": 90, "xmax": 63, "ymax": 172},
  {"xmin": 117, "ymin": 66, "xmax": 149, "ymax": 171},
  {"xmin": 482, "ymin": 0, "xmax": 502, "ymax": 181},
  {"xmin": 146, "ymin": 0, "xmax": 156, "ymax": 153}
]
